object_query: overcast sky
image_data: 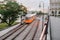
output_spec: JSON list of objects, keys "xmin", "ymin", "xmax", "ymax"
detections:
[
  {"xmin": 16, "ymin": 0, "xmax": 49, "ymax": 12},
  {"xmin": 0, "ymin": 0, "xmax": 49, "ymax": 12}
]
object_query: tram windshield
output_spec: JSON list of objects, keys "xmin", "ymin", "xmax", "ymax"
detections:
[{"xmin": 25, "ymin": 17, "xmax": 30, "ymax": 20}]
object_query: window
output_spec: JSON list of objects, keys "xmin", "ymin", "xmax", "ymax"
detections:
[
  {"xmin": 52, "ymin": 11, "xmax": 54, "ymax": 14},
  {"xmin": 59, "ymin": 11, "xmax": 60, "ymax": 14},
  {"xmin": 52, "ymin": 11, "xmax": 54, "ymax": 15}
]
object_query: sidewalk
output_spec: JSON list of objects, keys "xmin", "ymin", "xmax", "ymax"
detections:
[{"xmin": 47, "ymin": 16, "xmax": 60, "ymax": 40}]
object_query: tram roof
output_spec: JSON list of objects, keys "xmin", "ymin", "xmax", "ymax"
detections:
[{"xmin": 26, "ymin": 14, "xmax": 36, "ymax": 17}]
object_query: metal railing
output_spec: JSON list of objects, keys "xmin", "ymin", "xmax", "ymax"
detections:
[
  {"xmin": 46, "ymin": 15, "xmax": 52, "ymax": 40},
  {"xmin": 47, "ymin": 16, "xmax": 52, "ymax": 40},
  {"xmin": 40, "ymin": 15, "xmax": 51, "ymax": 40}
]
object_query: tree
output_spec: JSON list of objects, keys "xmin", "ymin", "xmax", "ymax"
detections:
[
  {"xmin": 19, "ymin": 4, "xmax": 27, "ymax": 16},
  {"xmin": 37, "ymin": 11, "xmax": 43, "ymax": 15},
  {"xmin": 4, "ymin": 0, "xmax": 11, "ymax": 1},
  {"xmin": 0, "ymin": 1, "xmax": 20, "ymax": 26}
]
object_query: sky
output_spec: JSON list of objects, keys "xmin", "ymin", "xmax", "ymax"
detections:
[
  {"xmin": 16, "ymin": 0, "xmax": 49, "ymax": 12},
  {"xmin": 0, "ymin": 0, "xmax": 49, "ymax": 12}
]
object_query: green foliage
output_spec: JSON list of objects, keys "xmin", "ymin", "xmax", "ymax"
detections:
[
  {"xmin": 37, "ymin": 11, "xmax": 47, "ymax": 15},
  {"xmin": 37, "ymin": 11, "xmax": 43, "ymax": 15},
  {"xmin": 0, "ymin": 23, "xmax": 8, "ymax": 30},
  {"xmin": 0, "ymin": 1, "xmax": 20, "ymax": 26},
  {"xmin": 0, "ymin": 22, "xmax": 19, "ymax": 30},
  {"xmin": 0, "ymin": 1, "xmax": 27, "ymax": 26},
  {"xmin": 19, "ymin": 4, "xmax": 27, "ymax": 16}
]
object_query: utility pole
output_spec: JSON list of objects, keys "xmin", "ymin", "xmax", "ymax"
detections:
[
  {"xmin": 39, "ymin": 1, "xmax": 44, "ymax": 31},
  {"xmin": 42, "ymin": 2, "xmax": 44, "ymax": 31}
]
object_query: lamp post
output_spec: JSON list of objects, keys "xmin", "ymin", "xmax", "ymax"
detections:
[{"xmin": 42, "ymin": 2, "xmax": 44, "ymax": 31}]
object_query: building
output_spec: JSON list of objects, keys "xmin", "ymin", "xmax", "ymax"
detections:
[{"xmin": 50, "ymin": 0, "xmax": 60, "ymax": 16}]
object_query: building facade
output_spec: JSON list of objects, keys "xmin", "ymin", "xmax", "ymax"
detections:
[{"xmin": 50, "ymin": 0, "xmax": 60, "ymax": 16}]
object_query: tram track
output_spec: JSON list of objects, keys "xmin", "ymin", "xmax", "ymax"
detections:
[
  {"xmin": 5, "ymin": 25, "xmax": 28, "ymax": 40},
  {"xmin": 32, "ymin": 20, "xmax": 40, "ymax": 40},
  {"xmin": 12, "ymin": 20, "xmax": 36, "ymax": 40},
  {"xmin": 0, "ymin": 24, "xmax": 25, "ymax": 40},
  {"xmin": 0, "ymin": 19, "xmax": 40, "ymax": 40},
  {"xmin": 23, "ymin": 20, "xmax": 39, "ymax": 40},
  {"xmin": 0, "ymin": 20, "xmax": 36, "ymax": 40}
]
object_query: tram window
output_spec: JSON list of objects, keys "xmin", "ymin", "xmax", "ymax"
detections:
[{"xmin": 25, "ymin": 17, "xmax": 29, "ymax": 19}]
